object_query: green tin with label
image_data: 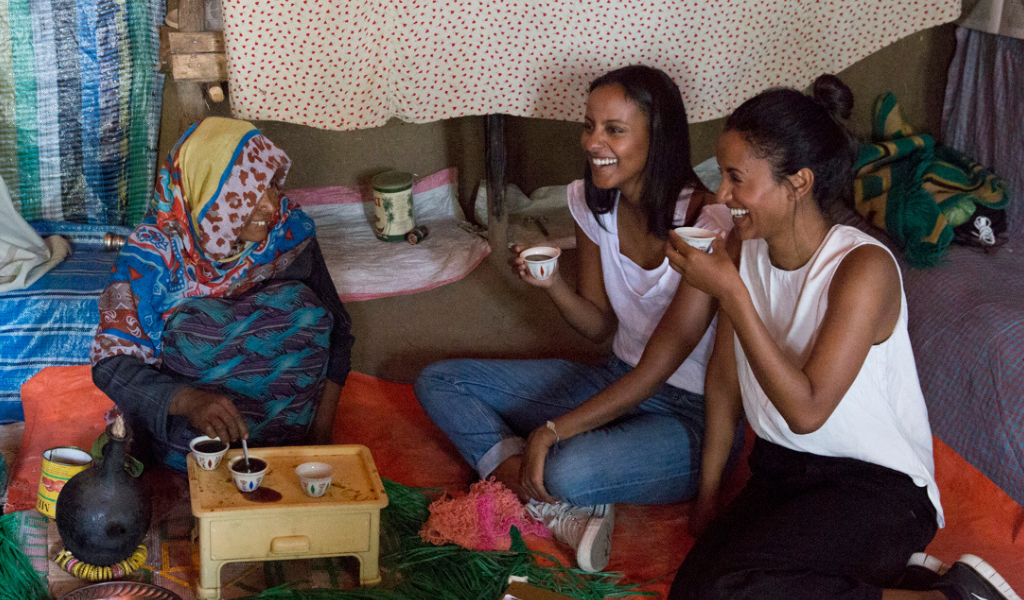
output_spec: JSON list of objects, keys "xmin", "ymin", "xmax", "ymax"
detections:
[{"xmin": 371, "ymin": 171, "xmax": 415, "ymax": 242}]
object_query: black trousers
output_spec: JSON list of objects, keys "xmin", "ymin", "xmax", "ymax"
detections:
[{"xmin": 668, "ymin": 438, "xmax": 938, "ymax": 600}]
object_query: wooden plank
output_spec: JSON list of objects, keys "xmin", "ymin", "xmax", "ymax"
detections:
[
  {"xmin": 484, "ymin": 114, "xmax": 508, "ymax": 229},
  {"xmin": 179, "ymin": 0, "xmax": 204, "ymax": 32},
  {"xmin": 159, "ymin": 26, "xmax": 172, "ymax": 73},
  {"xmin": 169, "ymin": 31, "xmax": 224, "ymax": 54},
  {"xmin": 173, "ymin": 0, "xmax": 209, "ymax": 137},
  {"xmin": 171, "ymin": 52, "xmax": 227, "ymax": 82}
]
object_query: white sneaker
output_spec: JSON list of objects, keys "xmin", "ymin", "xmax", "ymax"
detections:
[
  {"xmin": 526, "ymin": 502, "xmax": 615, "ymax": 572},
  {"xmin": 908, "ymin": 552, "xmax": 949, "ymax": 574}
]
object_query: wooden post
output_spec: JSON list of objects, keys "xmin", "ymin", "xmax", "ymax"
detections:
[
  {"xmin": 174, "ymin": 0, "xmax": 209, "ymax": 138},
  {"xmin": 484, "ymin": 114, "xmax": 508, "ymax": 247}
]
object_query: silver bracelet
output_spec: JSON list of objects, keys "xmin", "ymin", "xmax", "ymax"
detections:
[{"xmin": 545, "ymin": 420, "xmax": 560, "ymax": 442}]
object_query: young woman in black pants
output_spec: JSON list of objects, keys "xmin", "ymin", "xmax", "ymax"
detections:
[{"xmin": 663, "ymin": 75, "xmax": 1019, "ymax": 600}]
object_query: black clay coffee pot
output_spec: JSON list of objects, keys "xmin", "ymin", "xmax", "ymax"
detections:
[{"xmin": 56, "ymin": 416, "xmax": 152, "ymax": 566}]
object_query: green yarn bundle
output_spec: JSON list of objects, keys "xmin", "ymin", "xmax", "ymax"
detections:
[
  {"xmin": 239, "ymin": 479, "xmax": 654, "ymax": 600},
  {"xmin": 0, "ymin": 512, "xmax": 49, "ymax": 600}
]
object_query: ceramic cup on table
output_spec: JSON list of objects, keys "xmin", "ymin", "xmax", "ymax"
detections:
[
  {"xmin": 228, "ymin": 456, "xmax": 268, "ymax": 493},
  {"xmin": 189, "ymin": 436, "xmax": 228, "ymax": 471},
  {"xmin": 673, "ymin": 227, "xmax": 717, "ymax": 253},
  {"xmin": 520, "ymin": 246, "xmax": 561, "ymax": 281},
  {"xmin": 295, "ymin": 462, "xmax": 335, "ymax": 498}
]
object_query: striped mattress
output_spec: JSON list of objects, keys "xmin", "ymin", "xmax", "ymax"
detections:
[
  {"xmin": 902, "ymin": 241, "xmax": 1024, "ymax": 508},
  {"xmin": 0, "ymin": 223, "xmax": 130, "ymax": 422},
  {"xmin": 827, "ymin": 201, "xmax": 1024, "ymax": 507}
]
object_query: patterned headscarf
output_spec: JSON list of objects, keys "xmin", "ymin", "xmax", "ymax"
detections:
[{"xmin": 90, "ymin": 117, "xmax": 315, "ymax": 366}]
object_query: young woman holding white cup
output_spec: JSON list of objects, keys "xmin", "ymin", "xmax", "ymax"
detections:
[{"xmin": 416, "ymin": 66, "xmax": 732, "ymax": 573}]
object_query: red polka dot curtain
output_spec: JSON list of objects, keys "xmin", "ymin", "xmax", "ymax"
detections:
[{"xmin": 222, "ymin": 0, "xmax": 960, "ymax": 130}]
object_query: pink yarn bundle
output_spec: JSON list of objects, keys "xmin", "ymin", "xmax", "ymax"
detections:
[{"xmin": 419, "ymin": 479, "xmax": 551, "ymax": 551}]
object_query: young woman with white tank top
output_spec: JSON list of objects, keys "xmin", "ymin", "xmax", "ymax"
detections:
[
  {"xmin": 415, "ymin": 66, "xmax": 733, "ymax": 573},
  {"xmin": 664, "ymin": 76, "xmax": 1019, "ymax": 600}
]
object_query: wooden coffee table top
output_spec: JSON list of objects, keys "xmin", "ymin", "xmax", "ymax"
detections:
[{"xmin": 187, "ymin": 444, "xmax": 388, "ymax": 516}]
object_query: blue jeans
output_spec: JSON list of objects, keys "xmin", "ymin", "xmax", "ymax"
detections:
[{"xmin": 414, "ymin": 357, "xmax": 705, "ymax": 506}]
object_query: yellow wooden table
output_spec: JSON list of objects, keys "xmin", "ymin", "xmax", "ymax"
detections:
[{"xmin": 187, "ymin": 445, "xmax": 388, "ymax": 599}]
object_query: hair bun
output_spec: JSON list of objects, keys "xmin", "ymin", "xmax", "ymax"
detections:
[{"xmin": 812, "ymin": 74, "xmax": 854, "ymax": 120}]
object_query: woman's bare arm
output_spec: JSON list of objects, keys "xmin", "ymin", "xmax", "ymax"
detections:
[
  {"xmin": 548, "ymin": 278, "xmax": 717, "ymax": 439},
  {"xmin": 520, "ymin": 265, "xmax": 720, "ymax": 501},
  {"xmin": 720, "ymin": 244, "xmax": 901, "ymax": 433},
  {"xmin": 691, "ymin": 310, "xmax": 744, "ymax": 534},
  {"xmin": 539, "ymin": 223, "xmax": 618, "ymax": 342}
]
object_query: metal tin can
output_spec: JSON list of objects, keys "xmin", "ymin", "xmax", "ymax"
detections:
[
  {"xmin": 371, "ymin": 171, "xmax": 415, "ymax": 242},
  {"xmin": 405, "ymin": 225, "xmax": 430, "ymax": 245},
  {"xmin": 104, "ymin": 233, "xmax": 127, "ymax": 251},
  {"xmin": 37, "ymin": 446, "xmax": 93, "ymax": 518}
]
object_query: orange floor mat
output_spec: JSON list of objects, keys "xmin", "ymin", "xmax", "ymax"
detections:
[{"xmin": 6, "ymin": 366, "xmax": 1023, "ymax": 597}]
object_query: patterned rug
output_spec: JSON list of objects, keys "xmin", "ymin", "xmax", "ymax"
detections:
[{"xmin": 5, "ymin": 367, "xmax": 1024, "ymax": 599}]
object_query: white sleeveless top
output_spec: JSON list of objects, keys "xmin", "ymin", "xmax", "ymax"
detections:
[
  {"xmin": 737, "ymin": 225, "xmax": 944, "ymax": 526},
  {"xmin": 566, "ymin": 180, "xmax": 732, "ymax": 394}
]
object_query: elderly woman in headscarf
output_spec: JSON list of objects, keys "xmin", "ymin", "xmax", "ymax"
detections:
[{"xmin": 90, "ymin": 117, "xmax": 353, "ymax": 471}]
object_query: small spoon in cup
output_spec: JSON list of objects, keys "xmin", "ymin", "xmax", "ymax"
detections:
[{"xmin": 241, "ymin": 438, "xmax": 251, "ymax": 470}]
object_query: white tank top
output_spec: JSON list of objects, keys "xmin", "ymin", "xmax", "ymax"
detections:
[
  {"xmin": 737, "ymin": 225, "xmax": 944, "ymax": 526},
  {"xmin": 566, "ymin": 180, "xmax": 732, "ymax": 394}
]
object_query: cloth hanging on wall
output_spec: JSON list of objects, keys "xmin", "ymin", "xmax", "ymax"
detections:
[
  {"xmin": 960, "ymin": 0, "xmax": 1024, "ymax": 40},
  {"xmin": 942, "ymin": 27, "xmax": 1024, "ymax": 235},
  {"xmin": 221, "ymin": 0, "xmax": 960, "ymax": 131},
  {"xmin": 0, "ymin": 0, "xmax": 164, "ymax": 226}
]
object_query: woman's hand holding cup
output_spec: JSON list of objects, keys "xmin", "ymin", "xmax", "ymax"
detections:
[
  {"xmin": 666, "ymin": 229, "xmax": 737, "ymax": 300},
  {"xmin": 509, "ymin": 244, "xmax": 562, "ymax": 289}
]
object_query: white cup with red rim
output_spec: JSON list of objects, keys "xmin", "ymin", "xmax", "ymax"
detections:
[
  {"xmin": 189, "ymin": 436, "xmax": 228, "ymax": 471},
  {"xmin": 520, "ymin": 246, "xmax": 561, "ymax": 281}
]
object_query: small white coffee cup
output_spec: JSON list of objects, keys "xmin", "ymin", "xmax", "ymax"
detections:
[
  {"xmin": 189, "ymin": 435, "xmax": 228, "ymax": 471},
  {"xmin": 520, "ymin": 246, "xmax": 561, "ymax": 281},
  {"xmin": 296, "ymin": 462, "xmax": 335, "ymax": 498},
  {"xmin": 229, "ymin": 456, "xmax": 268, "ymax": 493},
  {"xmin": 673, "ymin": 227, "xmax": 717, "ymax": 253}
]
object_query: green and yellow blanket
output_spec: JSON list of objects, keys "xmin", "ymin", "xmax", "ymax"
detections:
[{"xmin": 853, "ymin": 93, "xmax": 1010, "ymax": 267}]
